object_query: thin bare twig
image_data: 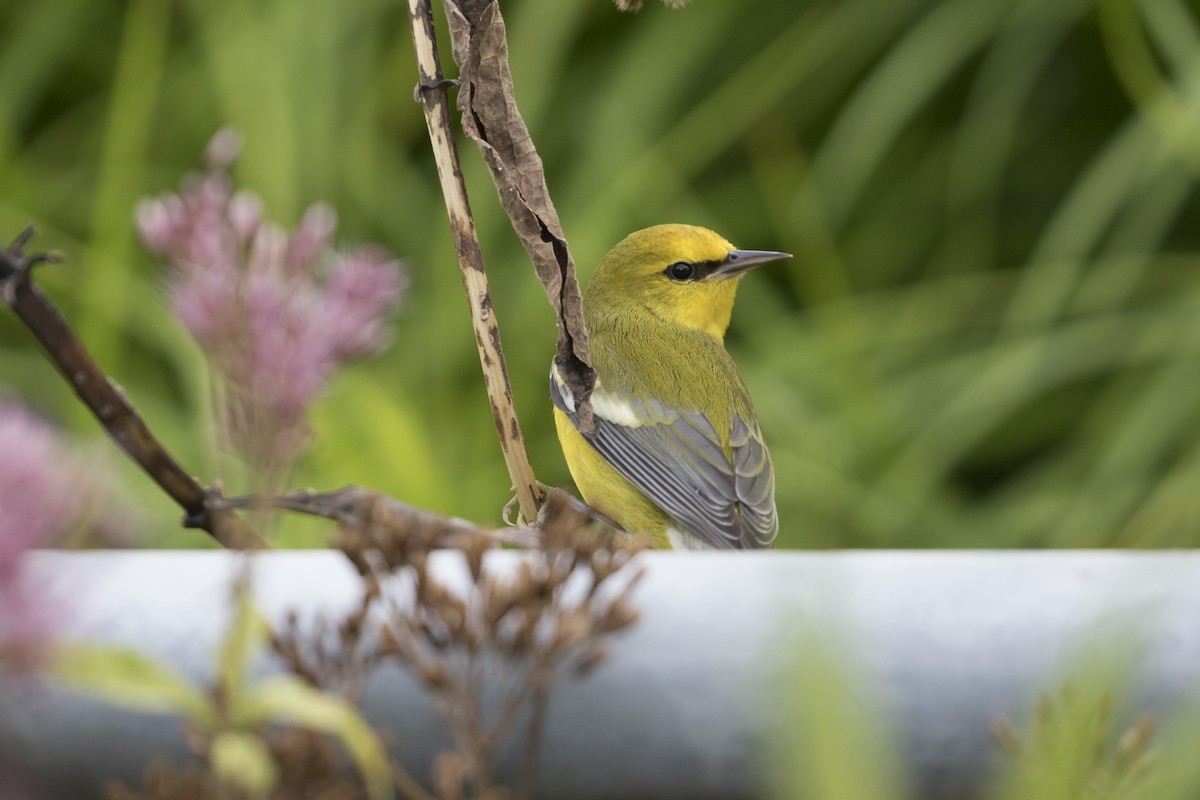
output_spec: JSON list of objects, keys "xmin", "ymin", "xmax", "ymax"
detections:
[
  {"xmin": 0, "ymin": 226, "xmax": 265, "ymax": 550},
  {"xmin": 405, "ymin": 0, "xmax": 542, "ymax": 524}
]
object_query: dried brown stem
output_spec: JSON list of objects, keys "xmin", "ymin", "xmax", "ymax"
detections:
[
  {"xmin": 392, "ymin": 763, "xmax": 438, "ymax": 800},
  {"xmin": 405, "ymin": 0, "xmax": 542, "ymax": 524},
  {"xmin": 0, "ymin": 226, "xmax": 265, "ymax": 550},
  {"xmin": 515, "ymin": 666, "xmax": 553, "ymax": 800},
  {"xmin": 214, "ymin": 486, "xmax": 546, "ymax": 549}
]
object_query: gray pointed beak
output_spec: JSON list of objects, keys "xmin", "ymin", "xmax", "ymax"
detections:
[{"xmin": 715, "ymin": 249, "xmax": 792, "ymax": 278}]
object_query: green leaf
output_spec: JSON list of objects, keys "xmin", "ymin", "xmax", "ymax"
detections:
[
  {"xmin": 235, "ymin": 675, "xmax": 394, "ymax": 800},
  {"xmin": 987, "ymin": 635, "xmax": 1147, "ymax": 800},
  {"xmin": 210, "ymin": 730, "xmax": 279, "ymax": 798},
  {"xmin": 52, "ymin": 643, "xmax": 214, "ymax": 727},
  {"xmin": 217, "ymin": 586, "xmax": 270, "ymax": 703},
  {"xmin": 771, "ymin": 632, "xmax": 910, "ymax": 800}
]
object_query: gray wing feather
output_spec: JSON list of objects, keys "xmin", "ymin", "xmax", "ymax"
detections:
[
  {"xmin": 731, "ymin": 416, "xmax": 778, "ymax": 548},
  {"xmin": 551, "ymin": 370, "xmax": 778, "ymax": 549}
]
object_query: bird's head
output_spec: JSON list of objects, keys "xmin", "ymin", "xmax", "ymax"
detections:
[{"xmin": 586, "ymin": 224, "xmax": 790, "ymax": 340}]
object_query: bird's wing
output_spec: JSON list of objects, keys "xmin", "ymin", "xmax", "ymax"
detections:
[{"xmin": 551, "ymin": 367, "xmax": 777, "ymax": 549}]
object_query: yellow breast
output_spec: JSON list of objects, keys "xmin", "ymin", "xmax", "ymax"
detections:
[{"xmin": 553, "ymin": 407, "xmax": 672, "ymax": 549}]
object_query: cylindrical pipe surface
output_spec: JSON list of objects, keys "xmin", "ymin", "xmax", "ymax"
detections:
[{"xmin": 2, "ymin": 551, "xmax": 1199, "ymax": 799}]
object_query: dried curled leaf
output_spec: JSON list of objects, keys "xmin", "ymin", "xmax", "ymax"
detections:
[{"xmin": 443, "ymin": 0, "xmax": 595, "ymax": 431}]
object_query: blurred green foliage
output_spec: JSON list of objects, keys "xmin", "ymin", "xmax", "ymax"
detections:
[
  {"xmin": 771, "ymin": 630, "xmax": 1200, "ymax": 800},
  {"xmin": 2, "ymin": 0, "xmax": 1199, "ymax": 547}
]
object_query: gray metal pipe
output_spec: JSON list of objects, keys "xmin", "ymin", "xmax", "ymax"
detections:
[{"xmin": 3, "ymin": 551, "xmax": 1199, "ymax": 799}]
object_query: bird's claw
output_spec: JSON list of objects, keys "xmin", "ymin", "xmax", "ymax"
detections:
[
  {"xmin": 502, "ymin": 482, "xmax": 559, "ymax": 527},
  {"xmin": 502, "ymin": 494, "xmax": 521, "ymax": 527}
]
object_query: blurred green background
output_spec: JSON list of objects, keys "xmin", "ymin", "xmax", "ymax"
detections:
[{"xmin": 2, "ymin": 0, "xmax": 1199, "ymax": 548}]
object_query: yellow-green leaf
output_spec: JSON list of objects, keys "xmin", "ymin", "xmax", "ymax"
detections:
[
  {"xmin": 237, "ymin": 675, "xmax": 394, "ymax": 800},
  {"xmin": 210, "ymin": 730, "xmax": 279, "ymax": 798},
  {"xmin": 52, "ymin": 643, "xmax": 214, "ymax": 727}
]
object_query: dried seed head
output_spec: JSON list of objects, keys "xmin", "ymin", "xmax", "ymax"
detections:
[
  {"xmin": 574, "ymin": 645, "xmax": 609, "ymax": 678},
  {"xmin": 416, "ymin": 575, "xmax": 440, "ymax": 607},
  {"xmin": 465, "ymin": 621, "xmax": 485, "ymax": 651},
  {"xmin": 484, "ymin": 582, "xmax": 515, "ymax": 627},
  {"xmin": 379, "ymin": 625, "xmax": 402, "ymax": 657},
  {"xmin": 551, "ymin": 609, "xmax": 592, "ymax": 651},
  {"xmin": 589, "ymin": 549, "xmax": 612, "ymax": 580},
  {"xmin": 514, "ymin": 613, "xmax": 539, "ymax": 652},
  {"xmin": 598, "ymin": 600, "xmax": 641, "ymax": 634},
  {"xmin": 463, "ymin": 534, "xmax": 489, "ymax": 584},
  {"xmin": 441, "ymin": 602, "xmax": 466, "ymax": 638},
  {"xmin": 508, "ymin": 562, "xmax": 542, "ymax": 608},
  {"xmin": 548, "ymin": 552, "xmax": 575, "ymax": 589},
  {"xmin": 418, "ymin": 657, "xmax": 450, "ymax": 691},
  {"xmin": 410, "ymin": 551, "xmax": 429, "ymax": 581}
]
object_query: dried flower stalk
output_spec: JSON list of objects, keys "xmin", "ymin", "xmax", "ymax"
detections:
[{"xmin": 406, "ymin": 0, "xmax": 542, "ymax": 524}]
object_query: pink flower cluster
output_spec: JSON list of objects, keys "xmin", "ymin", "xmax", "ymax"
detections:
[
  {"xmin": 136, "ymin": 130, "xmax": 406, "ymax": 470},
  {"xmin": 0, "ymin": 404, "xmax": 78, "ymax": 672}
]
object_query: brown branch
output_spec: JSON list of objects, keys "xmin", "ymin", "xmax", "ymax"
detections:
[
  {"xmin": 211, "ymin": 484, "xmax": 627, "ymax": 559},
  {"xmin": 405, "ymin": 0, "xmax": 543, "ymax": 524},
  {"xmin": 0, "ymin": 226, "xmax": 265, "ymax": 550},
  {"xmin": 214, "ymin": 486, "xmax": 546, "ymax": 549},
  {"xmin": 443, "ymin": 0, "xmax": 595, "ymax": 432}
]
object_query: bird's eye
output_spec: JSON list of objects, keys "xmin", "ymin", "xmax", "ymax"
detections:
[{"xmin": 665, "ymin": 261, "xmax": 695, "ymax": 281}]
